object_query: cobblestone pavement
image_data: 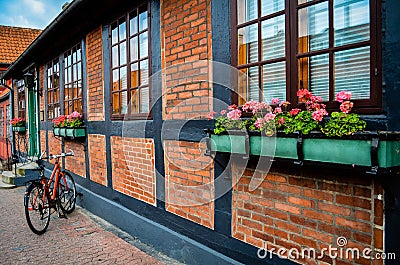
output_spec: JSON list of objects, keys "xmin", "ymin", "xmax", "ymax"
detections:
[{"xmin": 0, "ymin": 186, "xmax": 183, "ymax": 265}]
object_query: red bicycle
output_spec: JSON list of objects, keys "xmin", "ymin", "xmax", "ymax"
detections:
[{"xmin": 24, "ymin": 150, "xmax": 77, "ymax": 234}]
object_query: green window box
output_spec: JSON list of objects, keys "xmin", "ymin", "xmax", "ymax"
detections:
[
  {"xmin": 209, "ymin": 132, "xmax": 400, "ymax": 169},
  {"xmin": 12, "ymin": 126, "xmax": 26, "ymax": 133}
]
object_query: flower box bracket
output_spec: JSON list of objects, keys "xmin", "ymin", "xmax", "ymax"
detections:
[
  {"xmin": 294, "ymin": 132, "xmax": 304, "ymax": 166},
  {"xmin": 366, "ymin": 134, "xmax": 380, "ymax": 175}
]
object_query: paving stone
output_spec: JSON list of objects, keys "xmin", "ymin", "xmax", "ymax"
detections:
[{"xmin": 0, "ymin": 186, "xmax": 184, "ymax": 265}]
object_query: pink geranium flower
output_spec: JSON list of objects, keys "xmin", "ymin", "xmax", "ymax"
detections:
[
  {"xmin": 290, "ymin": 108, "xmax": 301, "ymax": 116},
  {"xmin": 312, "ymin": 109, "xmax": 328, "ymax": 122},
  {"xmin": 68, "ymin": 111, "xmax": 83, "ymax": 119},
  {"xmin": 277, "ymin": 117, "xmax": 285, "ymax": 125},
  {"xmin": 274, "ymin": 107, "xmax": 282, "ymax": 114},
  {"xmin": 220, "ymin": 110, "xmax": 227, "ymax": 115},
  {"xmin": 297, "ymin": 89, "xmax": 312, "ymax": 103},
  {"xmin": 264, "ymin": 113, "xmax": 276, "ymax": 122},
  {"xmin": 242, "ymin": 100, "xmax": 259, "ymax": 113},
  {"xmin": 336, "ymin": 91, "xmax": 352, "ymax": 103},
  {"xmin": 271, "ymin": 98, "xmax": 280, "ymax": 105},
  {"xmin": 227, "ymin": 109, "xmax": 242, "ymax": 120},
  {"xmin": 207, "ymin": 111, "xmax": 216, "ymax": 120},
  {"xmin": 310, "ymin": 95, "xmax": 322, "ymax": 103},
  {"xmin": 254, "ymin": 118, "xmax": 264, "ymax": 129},
  {"xmin": 228, "ymin": 104, "xmax": 237, "ymax": 110},
  {"xmin": 340, "ymin": 101, "xmax": 354, "ymax": 114}
]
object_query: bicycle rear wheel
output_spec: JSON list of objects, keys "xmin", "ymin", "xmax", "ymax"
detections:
[
  {"xmin": 58, "ymin": 172, "xmax": 76, "ymax": 214},
  {"xmin": 24, "ymin": 183, "xmax": 51, "ymax": 235}
]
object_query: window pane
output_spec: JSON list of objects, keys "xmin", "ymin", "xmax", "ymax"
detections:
[
  {"xmin": 78, "ymin": 86, "xmax": 82, "ymax": 98},
  {"xmin": 262, "ymin": 61, "xmax": 286, "ymax": 102},
  {"xmin": 298, "ymin": 2, "xmax": 329, "ymax": 53},
  {"xmin": 130, "ymin": 63, "xmax": 139, "ymax": 88},
  {"xmin": 112, "ymin": 23, "xmax": 118, "ymax": 44},
  {"xmin": 130, "ymin": 13, "xmax": 138, "ymax": 35},
  {"xmin": 76, "ymin": 99, "xmax": 83, "ymax": 113},
  {"xmin": 64, "ymin": 101, "xmax": 70, "ymax": 115},
  {"xmin": 120, "ymin": 41, "xmax": 127, "ymax": 65},
  {"xmin": 261, "ymin": 15, "xmax": 285, "ymax": 61},
  {"xmin": 334, "ymin": 0, "xmax": 370, "ymax": 47},
  {"xmin": 140, "ymin": 60, "xmax": 149, "ymax": 85},
  {"xmin": 67, "ymin": 53, "xmax": 72, "ymax": 66},
  {"xmin": 261, "ymin": 0, "xmax": 284, "ymax": 17},
  {"xmin": 239, "ymin": 66, "xmax": 260, "ymax": 102},
  {"xmin": 72, "ymin": 49, "xmax": 77, "ymax": 64},
  {"xmin": 68, "ymin": 66, "xmax": 72, "ymax": 84},
  {"xmin": 139, "ymin": 32, "xmax": 148, "ymax": 59},
  {"xmin": 121, "ymin": 91, "xmax": 128, "ymax": 114},
  {"xmin": 335, "ymin": 46, "xmax": 370, "ymax": 99},
  {"xmin": 77, "ymin": 62, "xmax": 82, "ymax": 80},
  {"xmin": 139, "ymin": 11, "xmax": 148, "ymax": 31},
  {"xmin": 120, "ymin": 66, "xmax": 128, "ymax": 91},
  {"xmin": 77, "ymin": 48, "xmax": 81, "ymax": 61},
  {"xmin": 48, "ymin": 91, "xmax": 52, "ymax": 104},
  {"xmin": 54, "ymin": 73, "xmax": 60, "ymax": 88},
  {"xmin": 140, "ymin": 86, "xmax": 150, "ymax": 113},
  {"xmin": 130, "ymin": 36, "xmax": 138, "ymax": 62},
  {"xmin": 130, "ymin": 89, "xmax": 139, "ymax": 113},
  {"xmin": 119, "ymin": 20, "xmax": 126, "ymax": 41},
  {"xmin": 113, "ymin": 93, "xmax": 120, "ymax": 114},
  {"xmin": 112, "ymin": 69, "xmax": 119, "ymax": 91},
  {"xmin": 237, "ymin": 0, "xmax": 257, "ymax": 25},
  {"xmin": 238, "ymin": 24, "xmax": 258, "ymax": 65},
  {"xmin": 73, "ymin": 65, "xmax": 77, "ymax": 83},
  {"xmin": 74, "ymin": 81, "xmax": 79, "ymax": 99},
  {"xmin": 299, "ymin": 54, "xmax": 329, "ymax": 101},
  {"xmin": 112, "ymin": 46, "xmax": 119, "ymax": 68}
]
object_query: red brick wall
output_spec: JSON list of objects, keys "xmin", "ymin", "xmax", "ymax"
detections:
[
  {"xmin": 88, "ymin": 134, "xmax": 107, "ymax": 186},
  {"xmin": 161, "ymin": 0, "xmax": 213, "ymax": 120},
  {"xmin": 111, "ymin": 137, "xmax": 156, "ymax": 205},
  {"xmin": 47, "ymin": 132, "xmax": 62, "ymax": 166},
  {"xmin": 64, "ymin": 140, "xmax": 86, "ymax": 178},
  {"xmin": 232, "ymin": 167, "xmax": 384, "ymax": 265},
  {"xmin": 39, "ymin": 130, "xmax": 46, "ymax": 155},
  {"xmin": 164, "ymin": 140, "xmax": 214, "ymax": 229},
  {"xmin": 86, "ymin": 26, "xmax": 104, "ymax": 121}
]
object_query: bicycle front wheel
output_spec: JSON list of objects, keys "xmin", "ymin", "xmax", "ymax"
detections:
[
  {"xmin": 24, "ymin": 183, "xmax": 51, "ymax": 235},
  {"xmin": 58, "ymin": 172, "xmax": 76, "ymax": 214}
]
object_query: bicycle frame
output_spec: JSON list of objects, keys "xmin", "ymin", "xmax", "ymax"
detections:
[
  {"xmin": 41, "ymin": 157, "xmax": 68, "ymax": 202},
  {"xmin": 28, "ymin": 157, "xmax": 69, "ymax": 210}
]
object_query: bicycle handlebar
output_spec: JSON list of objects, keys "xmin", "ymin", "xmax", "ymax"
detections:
[{"xmin": 39, "ymin": 150, "xmax": 75, "ymax": 160}]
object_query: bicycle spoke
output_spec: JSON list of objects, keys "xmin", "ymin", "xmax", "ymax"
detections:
[{"xmin": 25, "ymin": 184, "xmax": 51, "ymax": 235}]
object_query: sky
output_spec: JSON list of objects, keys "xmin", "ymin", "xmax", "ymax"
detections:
[{"xmin": 0, "ymin": 0, "xmax": 68, "ymax": 29}]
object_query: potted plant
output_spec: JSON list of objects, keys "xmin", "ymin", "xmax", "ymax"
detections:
[
  {"xmin": 52, "ymin": 111, "xmax": 85, "ymax": 138},
  {"xmin": 207, "ymin": 91, "xmax": 400, "ymax": 170},
  {"xmin": 11, "ymin": 117, "xmax": 26, "ymax": 132}
]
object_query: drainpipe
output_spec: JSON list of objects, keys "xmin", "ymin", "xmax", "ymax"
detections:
[
  {"xmin": 0, "ymin": 80, "xmax": 15, "ymax": 160},
  {"xmin": 35, "ymin": 66, "xmax": 40, "ymax": 156}
]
